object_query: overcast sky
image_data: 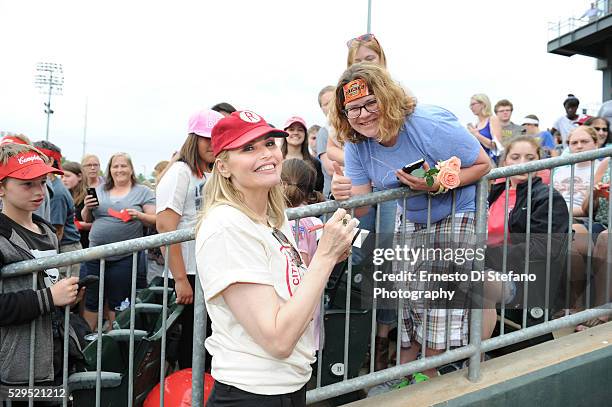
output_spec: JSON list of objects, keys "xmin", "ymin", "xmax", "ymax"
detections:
[{"xmin": 0, "ymin": 0, "xmax": 605, "ymax": 176}]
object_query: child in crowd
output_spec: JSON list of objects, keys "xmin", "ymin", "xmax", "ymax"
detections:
[
  {"xmin": 281, "ymin": 159, "xmax": 324, "ymax": 266},
  {"xmin": 282, "ymin": 159, "xmax": 326, "ymax": 350},
  {"xmin": 0, "ymin": 142, "xmax": 80, "ymax": 387}
]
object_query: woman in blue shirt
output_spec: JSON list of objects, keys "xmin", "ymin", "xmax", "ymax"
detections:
[{"xmin": 330, "ymin": 63, "xmax": 490, "ymax": 382}]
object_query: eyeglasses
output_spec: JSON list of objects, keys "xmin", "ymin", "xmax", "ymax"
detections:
[
  {"xmin": 593, "ymin": 127, "xmax": 609, "ymax": 132},
  {"xmin": 343, "ymin": 99, "xmax": 379, "ymax": 119},
  {"xmin": 83, "ymin": 163, "xmax": 100, "ymax": 168},
  {"xmin": 346, "ymin": 33, "xmax": 376, "ymax": 47},
  {"xmin": 271, "ymin": 228, "xmax": 304, "ymax": 268},
  {"xmin": 470, "ymin": 102, "xmax": 481, "ymax": 107},
  {"xmin": 496, "ymin": 109, "xmax": 512, "ymax": 114}
]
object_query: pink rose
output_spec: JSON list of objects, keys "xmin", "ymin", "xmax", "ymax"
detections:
[
  {"xmin": 442, "ymin": 156, "xmax": 461, "ymax": 172},
  {"xmin": 438, "ymin": 167, "xmax": 461, "ymax": 190}
]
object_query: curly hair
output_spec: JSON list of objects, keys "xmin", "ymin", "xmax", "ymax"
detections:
[{"xmin": 329, "ymin": 63, "xmax": 415, "ymax": 144}]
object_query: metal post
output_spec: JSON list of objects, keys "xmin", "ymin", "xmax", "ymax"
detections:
[
  {"xmin": 192, "ymin": 273, "xmax": 206, "ymax": 406},
  {"xmin": 45, "ymin": 76, "xmax": 52, "ymax": 141},
  {"xmin": 367, "ymin": 0, "xmax": 372, "ymax": 33},
  {"xmin": 468, "ymin": 179, "xmax": 488, "ymax": 382}
]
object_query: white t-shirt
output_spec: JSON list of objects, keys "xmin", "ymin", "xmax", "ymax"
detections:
[
  {"xmin": 553, "ymin": 116, "xmax": 578, "ymax": 145},
  {"xmin": 156, "ymin": 161, "xmax": 209, "ymax": 276},
  {"xmin": 553, "ymin": 163, "xmax": 594, "ymax": 211},
  {"xmin": 195, "ymin": 204, "xmax": 315, "ymax": 394}
]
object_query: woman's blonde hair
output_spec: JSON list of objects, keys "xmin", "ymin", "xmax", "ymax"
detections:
[
  {"xmin": 347, "ymin": 36, "xmax": 387, "ymax": 68},
  {"xmin": 62, "ymin": 161, "xmax": 87, "ymax": 206},
  {"xmin": 197, "ymin": 150, "xmax": 286, "ymax": 230},
  {"xmin": 567, "ymin": 125, "xmax": 598, "ymax": 145},
  {"xmin": 471, "ymin": 94, "xmax": 493, "ymax": 117},
  {"xmin": 329, "ymin": 63, "xmax": 415, "ymax": 144},
  {"xmin": 81, "ymin": 153, "xmax": 100, "ymax": 166}
]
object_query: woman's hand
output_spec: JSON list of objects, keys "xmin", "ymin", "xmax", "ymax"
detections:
[
  {"xmin": 83, "ymin": 194, "xmax": 98, "ymax": 209},
  {"xmin": 331, "ymin": 162, "xmax": 352, "ymax": 200},
  {"xmin": 593, "ymin": 182, "xmax": 610, "ymax": 199},
  {"xmin": 467, "ymin": 123, "xmax": 478, "ymax": 135},
  {"xmin": 125, "ymin": 208, "xmax": 142, "ymax": 221},
  {"xmin": 315, "ymin": 208, "xmax": 358, "ymax": 264},
  {"xmin": 395, "ymin": 161, "xmax": 439, "ymax": 193}
]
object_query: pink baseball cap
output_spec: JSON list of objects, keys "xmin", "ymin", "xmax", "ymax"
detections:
[
  {"xmin": 188, "ymin": 109, "xmax": 224, "ymax": 138},
  {"xmin": 211, "ymin": 110, "xmax": 287, "ymax": 156},
  {"xmin": 283, "ymin": 116, "xmax": 307, "ymax": 131}
]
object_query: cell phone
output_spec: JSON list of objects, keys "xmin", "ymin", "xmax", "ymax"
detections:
[
  {"xmin": 78, "ymin": 275, "xmax": 99, "ymax": 289},
  {"xmin": 86, "ymin": 187, "xmax": 99, "ymax": 206},
  {"xmin": 402, "ymin": 158, "xmax": 425, "ymax": 175}
]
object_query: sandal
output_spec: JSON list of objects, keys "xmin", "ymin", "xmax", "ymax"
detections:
[{"xmin": 575, "ymin": 318, "xmax": 607, "ymax": 332}]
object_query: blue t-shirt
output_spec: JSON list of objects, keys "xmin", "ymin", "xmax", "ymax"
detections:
[
  {"xmin": 50, "ymin": 176, "xmax": 81, "ymax": 245},
  {"xmin": 537, "ymin": 130, "xmax": 556, "ymax": 150},
  {"xmin": 344, "ymin": 104, "xmax": 481, "ymax": 224}
]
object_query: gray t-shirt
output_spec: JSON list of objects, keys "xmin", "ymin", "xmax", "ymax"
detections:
[
  {"xmin": 88, "ymin": 184, "xmax": 155, "ymax": 259},
  {"xmin": 501, "ymin": 122, "xmax": 523, "ymax": 144},
  {"xmin": 316, "ymin": 126, "xmax": 331, "ymax": 197}
]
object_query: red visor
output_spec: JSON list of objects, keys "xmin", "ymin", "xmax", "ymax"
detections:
[{"xmin": 0, "ymin": 152, "xmax": 63, "ymax": 181}]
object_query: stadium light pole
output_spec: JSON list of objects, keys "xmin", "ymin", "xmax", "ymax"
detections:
[
  {"xmin": 367, "ymin": 0, "xmax": 372, "ymax": 33},
  {"xmin": 34, "ymin": 62, "xmax": 64, "ymax": 141}
]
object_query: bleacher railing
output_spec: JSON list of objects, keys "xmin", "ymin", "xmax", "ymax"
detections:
[
  {"xmin": 548, "ymin": 0, "xmax": 611, "ymax": 40},
  {"xmin": 2, "ymin": 147, "xmax": 612, "ymax": 406}
]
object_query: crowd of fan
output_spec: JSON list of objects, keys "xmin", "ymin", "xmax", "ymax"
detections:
[{"xmin": 1, "ymin": 31, "xmax": 612, "ymax": 400}]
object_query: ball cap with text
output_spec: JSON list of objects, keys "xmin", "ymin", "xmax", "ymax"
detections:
[{"xmin": 211, "ymin": 110, "xmax": 287, "ymax": 156}]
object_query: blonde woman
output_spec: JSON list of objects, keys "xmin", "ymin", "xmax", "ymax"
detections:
[
  {"xmin": 196, "ymin": 111, "xmax": 356, "ymax": 406},
  {"xmin": 467, "ymin": 93, "xmax": 503, "ymax": 163},
  {"xmin": 81, "ymin": 153, "xmax": 104, "ymax": 188}
]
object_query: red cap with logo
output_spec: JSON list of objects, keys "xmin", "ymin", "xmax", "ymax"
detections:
[
  {"xmin": 0, "ymin": 151, "xmax": 63, "ymax": 181},
  {"xmin": 211, "ymin": 110, "xmax": 287, "ymax": 157}
]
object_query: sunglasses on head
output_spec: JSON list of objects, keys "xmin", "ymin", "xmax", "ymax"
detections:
[
  {"xmin": 346, "ymin": 33, "xmax": 376, "ymax": 47},
  {"xmin": 271, "ymin": 227, "xmax": 304, "ymax": 268}
]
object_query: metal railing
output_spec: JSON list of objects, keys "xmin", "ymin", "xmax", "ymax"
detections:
[
  {"xmin": 2, "ymin": 147, "xmax": 612, "ymax": 406},
  {"xmin": 548, "ymin": 0, "xmax": 611, "ymax": 39}
]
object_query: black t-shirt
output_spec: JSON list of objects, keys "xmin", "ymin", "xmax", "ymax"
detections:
[
  {"xmin": 2, "ymin": 214, "xmax": 58, "ymax": 287},
  {"xmin": 4, "ymin": 216, "xmax": 55, "ymax": 253}
]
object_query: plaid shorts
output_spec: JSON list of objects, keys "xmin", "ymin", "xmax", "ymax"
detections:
[{"xmin": 393, "ymin": 211, "xmax": 476, "ymax": 350}]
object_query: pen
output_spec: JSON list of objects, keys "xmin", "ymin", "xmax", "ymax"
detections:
[{"xmin": 307, "ymin": 224, "xmax": 325, "ymax": 233}]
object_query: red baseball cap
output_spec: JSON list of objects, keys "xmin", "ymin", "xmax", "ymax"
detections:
[
  {"xmin": 283, "ymin": 116, "xmax": 307, "ymax": 131},
  {"xmin": 0, "ymin": 151, "xmax": 63, "ymax": 181},
  {"xmin": 211, "ymin": 110, "xmax": 287, "ymax": 156}
]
